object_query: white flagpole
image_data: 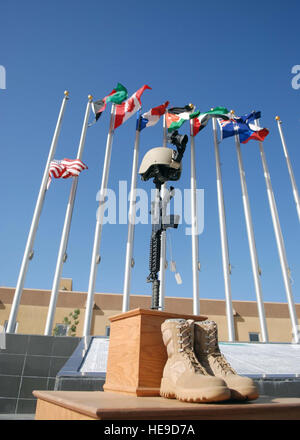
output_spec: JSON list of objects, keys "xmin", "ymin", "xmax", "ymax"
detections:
[
  {"xmin": 83, "ymin": 104, "xmax": 116, "ymax": 337},
  {"xmin": 190, "ymin": 118, "xmax": 200, "ymax": 316},
  {"xmin": 233, "ymin": 120, "xmax": 269, "ymax": 343},
  {"xmin": 255, "ymin": 119, "xmax": 299, "ymax": 343},
  {"xmin": 159, "ymin": 112, "xmax": 168, "ymax": 310},
  {"xmin": 122, "ymin": 112, "xmax": 141, "ymax": 312},
  {"xmin": 212, "ymin": 117, "xmax": 235, "ymax": 341},
  {"xmin": 275, "ymin": 116, "xmax": 300, "ymax": 223},
  {"xmin": 162, "ymin": 111, "xmax": 167, "ymax": 148},
  {"xmin": 44, "ymin": 95, "xmax": 93, "ymax": 335},
  {"xmin": 7, "ymin": 91, "xmax": 69, "ymax": 334}
]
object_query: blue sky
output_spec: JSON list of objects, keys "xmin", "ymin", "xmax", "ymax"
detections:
[{"xmin": 0, "ymin": 0, "xmax": 300, "ymax": 307}]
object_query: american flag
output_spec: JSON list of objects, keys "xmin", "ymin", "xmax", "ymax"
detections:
[{"xmin": 47, "ymin": 158, "xmax": 88, "ymax": 189}]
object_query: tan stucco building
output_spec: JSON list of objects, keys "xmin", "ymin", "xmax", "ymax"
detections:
[{"xmin": 0, "ymin": 279, "xmax": 299, "ymax": 342}]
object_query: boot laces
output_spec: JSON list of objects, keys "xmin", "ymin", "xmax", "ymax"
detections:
[
  {"xmin": 176, "ymin": 324, "xmax": 206, "ymax": 374},
  {"xmin": 205, "ymin": 325, "xmax": 236, "ymax": 375}
]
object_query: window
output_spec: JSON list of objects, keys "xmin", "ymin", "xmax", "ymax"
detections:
[
  {"xmin": 54, "ymin": 323, "xmax": 69, "ymax": 336},
  {"xmin": 105, "ymin": 326, "xmax": 110, "ymax": 337},
  {"xmin": 249, "ymin": 332, "xmax": 260, "ymax": 342}
]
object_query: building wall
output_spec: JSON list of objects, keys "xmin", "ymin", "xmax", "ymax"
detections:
[
  {"xmin": 0, "ymin": 286, "xmax": 299, "ymax": 342},
  {"xmin": 0, "ymin": 333, "xmax": 80, "ymax": 414}
]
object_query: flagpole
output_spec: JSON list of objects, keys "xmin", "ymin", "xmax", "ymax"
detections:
[
  {"xmin": 159, "ymin": 112, "xmax": 168, "ymax": 310},
  {"xmin": 233, "ymin": 125, "xmax": 269, "ymax": 343},
  {"xmin": 122, "ymin": 112, "xmax": 141, "ymax": 312},
  {"xmin": 255, "ymin": 119, "xmax": 299, "ymax": 343},
  {"xmin": 83, "ymin": 104, "xmax": 116, "ymax": 337},
  {"xmin": 275, "ymin": 116, "xmax": 300, "ymax": 222},
  {"xmin": 189, "ymin": 118, "xmax": 200, "ymax": 316},
  {"xmin": 212, "ymin": 117, "xmax": 235, "ymax": 341},
  {"xmin": 6, "ymin": 91, "xmax": 69, "ymax": 334},
  {"xmin": 44, "ymin": 95, "xmax": 93, "ymax": 335}
]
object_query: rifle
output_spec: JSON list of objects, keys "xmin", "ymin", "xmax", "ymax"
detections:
[{"xmin": 147, "ymin": 182, "xmax": 179, "ymax": 309}]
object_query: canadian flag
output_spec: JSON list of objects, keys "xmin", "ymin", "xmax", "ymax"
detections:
[{"xmin": 114, "ymin": 84, "xmax": 151, "ymax": 129}]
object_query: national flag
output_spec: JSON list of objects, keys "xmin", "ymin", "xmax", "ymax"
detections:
[
  {"xmin": 218, "ymin": 111, "xmax": 269, "ymax": 144},
  {"xmin": 92, "ymin": 83, "xmax": 128, "ymax": 123},
  {"xmin": 48, "ymin": 158, "xmax": 88, "ymax": 189},
  {"xmin": 166, "ymin": 104, "xmax": 195, "ymax": 132},
  {"xmin": 137, "ymin": 101, "xmax": 169, "ymax": 131},
  {"xmin": 114, "ymin": 84, "xmax": 151, "ymax": 129},
  {"xmin": 191, "ymin": 107, "xmax": 230, "ymax": 136}
]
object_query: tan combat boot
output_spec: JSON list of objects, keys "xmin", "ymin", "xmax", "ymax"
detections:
[
  {"xmin": 160, "ymin": 319, "xmax": 231, "ymax": 403},
  {"xmin": 194, "ymin": 320, "xmax": 259, "ymax": 401}
]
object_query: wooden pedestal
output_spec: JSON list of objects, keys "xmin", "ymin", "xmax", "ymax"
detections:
[
  {"xmin": 103, "ymin": 308, "xmax": 207, "ymax": 397},
  {"xmin": 33, "ymin": 308, "xmax": 300, "ymax": 420},
  {"xmin": 33, "ymin": 391, "xmax": 300, "ymax": 420}
]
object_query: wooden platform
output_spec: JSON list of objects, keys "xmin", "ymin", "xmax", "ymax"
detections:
[
  {"xmin": 33, "ymin": 390, "xmax": 300, "ymax": 420},
  {"xmin": 103, "ymin": 308, "xmax": 207, "ymax": 396}
]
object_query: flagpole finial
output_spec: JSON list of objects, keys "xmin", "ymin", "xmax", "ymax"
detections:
[
  {"xmin": 275, "ymin": 115, "xmax": 281, "ymax": 121},
  {"xmin": 88, "ymin": 94, "xmax": 93, "ymax": 101},
  {"xmin": 64, "ymin": 90, "xmax": 69, "ymax": 98},
  {"xmin": 230, "ymin": 110, "xmax": 235, "ymax": 114},
  {"xmin": 189, "ymin": 103, "xmax": 194, "ymax": 109}
]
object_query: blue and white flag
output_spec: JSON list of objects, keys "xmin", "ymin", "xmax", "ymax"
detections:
[{"xmin": 218, "ymin": 111, "xmax": 269, "ymax": 144}]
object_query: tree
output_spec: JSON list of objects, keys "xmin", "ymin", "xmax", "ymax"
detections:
[{"xmin": 53, "ymin": 309, "xmax": 80, "ymax": 337}]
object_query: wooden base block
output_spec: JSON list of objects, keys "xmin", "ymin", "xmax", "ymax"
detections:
[
  {"xmin": 103, "ymin": 308, "xmax": 207, "ymax": 396},
  {"xmin": 33, "ymin": 390, "xmax": 300, "ymax": 420}
]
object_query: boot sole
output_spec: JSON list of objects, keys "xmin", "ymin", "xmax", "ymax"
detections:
[
  {"xmin": 160, "ymin": 378, "xmax": 231, "ymax": 403},
  {"xmin": 229, "ymin": 386, "xmax": 259, "ymax": 401},
  {"xmin": 160, "ymin": 378, "xmax": 176, "ymax": 399}
]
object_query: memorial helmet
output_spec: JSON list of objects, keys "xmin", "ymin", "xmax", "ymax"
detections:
[{"xmin": 139, "ymin": 147, "xmax": 182, "ymax": 183}]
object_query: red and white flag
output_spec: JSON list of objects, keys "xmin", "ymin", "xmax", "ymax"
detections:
[
  {"xmin": 48, "ymin": 158, "xmax": 88, "ymax": 189},
  {"xmin": 139, "ymin": 101, "xmax": 169, "ymax": 130},
  {"xmin": 114, "ymin": 84, "xmax": 151, "ymax": 129}
]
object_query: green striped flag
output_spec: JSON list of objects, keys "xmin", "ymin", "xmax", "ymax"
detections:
[
  {"xmin": 92, "ymin": 83, "xmax": 128, "ymax": 122},
  {"xmin": 191, "ymin": 107, "xmax": 230, "ymax": 136},
  {"xmin": 166, "ymin": 104, "xmax": 196, "ymax": 132}
]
